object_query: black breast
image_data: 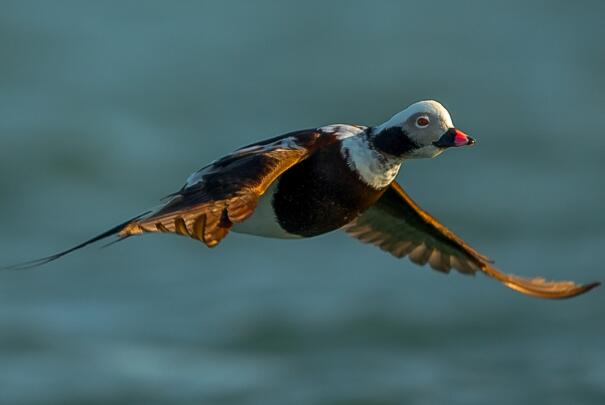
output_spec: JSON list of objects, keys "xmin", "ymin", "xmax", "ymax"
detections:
[{"xmin": 273, "ymin": 143, "xmax": 385, "ymax": 237}]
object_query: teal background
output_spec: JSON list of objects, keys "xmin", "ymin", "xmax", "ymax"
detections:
[{"xmin": 0, "ymin": 1, "xmax": 603, "ymax": 404}]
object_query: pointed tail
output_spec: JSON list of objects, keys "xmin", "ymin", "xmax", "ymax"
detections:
[{"xmin": 2, "ymin": 211, "xmax": 152, "ymax": 271}]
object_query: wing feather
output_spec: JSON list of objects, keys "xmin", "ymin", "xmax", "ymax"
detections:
[
  {"xmin": 343, "ymin": 181, "xmax": 599, "ymax": 299},
  {"xmin": 120, "ymin": 130, "xmax": 326, "ymax": 247}
]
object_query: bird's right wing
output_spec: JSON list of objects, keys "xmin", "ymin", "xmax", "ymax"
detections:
[{"xmin": 343, "ymin": 181, "xmax": 599, "ymax": 299}]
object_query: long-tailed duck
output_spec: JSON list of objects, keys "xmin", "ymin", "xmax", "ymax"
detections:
[{"xmin": 5, "ymin": 100, "xmax": 599, "ymax": 299}]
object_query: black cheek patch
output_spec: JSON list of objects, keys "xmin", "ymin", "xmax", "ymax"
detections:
[{"xmin": 372, "ymin": 127, "xmax": 418, "ymax": 156}]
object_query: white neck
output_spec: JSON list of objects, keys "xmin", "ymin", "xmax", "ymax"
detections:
[{"xmin": 340, "ymin": 134, "xmax": 402, "ymax": 189}]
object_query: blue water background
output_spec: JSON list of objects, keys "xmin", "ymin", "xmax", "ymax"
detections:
[{"xmin": 0, "ymin": 1, "xmax": 603, "ymax": 404}]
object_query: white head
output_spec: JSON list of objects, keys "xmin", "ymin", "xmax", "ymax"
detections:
[{"xmin": 371, "ymin": 100, "xmax": 474, "ymax": 159}]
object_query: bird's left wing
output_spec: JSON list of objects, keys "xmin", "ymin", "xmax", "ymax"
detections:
[{"xmin": 342, "ymin": 181, "xmax": 599, "ymax": 299}]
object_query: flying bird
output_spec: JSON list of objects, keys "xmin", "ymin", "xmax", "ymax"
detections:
[{"xmin": 5, "ymin": 100, "xmax": 599, "ymax": 299}]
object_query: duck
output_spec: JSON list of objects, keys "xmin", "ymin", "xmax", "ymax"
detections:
[{"xmin": 6, "ymin": 100, "xmax": 599, "ymax": 299}]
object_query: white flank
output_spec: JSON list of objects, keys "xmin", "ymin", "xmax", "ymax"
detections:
[
  {"xmin": 231, "ymin": 181, "xmax": 301, "ymax": 239},
  {"xmin": 340, "ymin": 135, "xmax": 402, "ymax": 189}
]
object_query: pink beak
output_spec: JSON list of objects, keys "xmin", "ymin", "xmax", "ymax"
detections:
[
  {"xmin": 453, "ymin": 129, "xmax": 474, "ymax": 147},
  {"xmin": 433, "ymin": 128, "xmax": 475, "ymax": 148}
]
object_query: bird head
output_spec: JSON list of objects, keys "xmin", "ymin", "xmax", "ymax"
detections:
[{"xmin": 371, "ymin": 100, "xmax": 474, "ymax": 159}]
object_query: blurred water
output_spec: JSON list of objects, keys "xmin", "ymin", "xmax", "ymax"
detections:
[{"xmin": 0, "ymin": 1, "xmax": 604, "ymax": 404}]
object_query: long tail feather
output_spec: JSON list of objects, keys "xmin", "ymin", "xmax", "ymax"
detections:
[{"xmin": 2, "ymin": 211, "xmax": 151, "ymax": 271}]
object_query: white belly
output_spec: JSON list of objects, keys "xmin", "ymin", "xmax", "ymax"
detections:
[{"xmin": 232, "ymin": 181, "xmax": 301, "ymax": 239}]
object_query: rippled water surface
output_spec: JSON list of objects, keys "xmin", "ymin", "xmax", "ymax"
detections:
[{"xmin": 1, "ymin": 1, "xmax": 604, "ymax": 404}]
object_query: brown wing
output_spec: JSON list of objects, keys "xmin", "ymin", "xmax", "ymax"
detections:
[
  {"xmin": 343, "ymin": 181, "xmax": 599, "ymax": 299},
  {"xmin": 120, "ymin": 130, "xmax": 328, "ymax": 247}
]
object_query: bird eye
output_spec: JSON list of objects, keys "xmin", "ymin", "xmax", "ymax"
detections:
[{"xmin": 416, "ymin": 116, "xmax": 430, "ymax": 128}]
